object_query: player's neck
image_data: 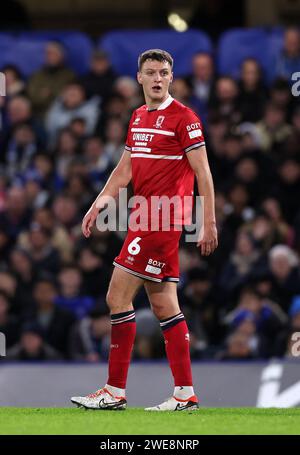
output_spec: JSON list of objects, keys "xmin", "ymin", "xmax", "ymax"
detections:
[{"xmin": 145, "ymin": 93, "xmax": 170, "ymax": 111}]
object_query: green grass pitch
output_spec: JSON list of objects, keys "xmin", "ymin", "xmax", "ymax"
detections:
[{"xmin": 0, "ymin": 407, "xmax": 300, "ymax": 435}]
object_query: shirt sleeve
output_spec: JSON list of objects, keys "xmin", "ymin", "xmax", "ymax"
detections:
[
  {"xmin": 176, "ymin": 108, "xmax": 206, "ymax": 153},
  {"xmin": 125, "ymin": 112, "xmax": 136, "ymax": 151}
]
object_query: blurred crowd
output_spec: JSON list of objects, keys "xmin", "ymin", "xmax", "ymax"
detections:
[{"xmin": 1, "ymin": 27, "xmax": 300, "ymax": 362}]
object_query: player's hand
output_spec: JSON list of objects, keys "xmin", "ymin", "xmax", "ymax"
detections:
[
  {"xmin": 197, "ymin": 222, "xmax": 218, "ymax": 256},
  {"xmin": 82, "ymin": 204, "xmax": 99, "ymax": 238}
]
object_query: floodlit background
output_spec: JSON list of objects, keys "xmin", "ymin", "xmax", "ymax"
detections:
[{"xmin": 0, "ymin": 0, "xmax": 300, "ymax": 407}]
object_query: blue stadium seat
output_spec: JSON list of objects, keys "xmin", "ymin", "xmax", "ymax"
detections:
[
  {"xmin": 0, "ymin": 39, "xmax": 46, "ymax": 78},
  {"xmin": 217, "ymin": 28, "xmax": 271, "ymax": 81},
  {"xmin": 99, "ymin": 29, "xmax": 213, "ymax": 77},
  {"xmin": 19, "ymin": 31, "xmax": 93, "ymax": 75},
  {"xmin": 0, "ymin": 34, "xmax": 17, "ymax": 71},
  {"xmin": 267, "ymin": 27, "xmax": 285, "ymax": 82}
]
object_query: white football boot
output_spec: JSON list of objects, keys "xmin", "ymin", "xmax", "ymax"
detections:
[
  {"xmin": 71, "ymin": 387, "xmax": 127, "ymax": 410},
  {"xmin": 145, "ymin": 394, "xmax": 199, "ymax": 411}
]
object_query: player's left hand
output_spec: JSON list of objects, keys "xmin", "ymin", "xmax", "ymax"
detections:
[{"xmin": 197, "ymin": 222, "xmax": 218, "ymax": 256}]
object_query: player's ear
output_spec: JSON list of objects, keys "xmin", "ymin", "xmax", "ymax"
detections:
[
  {"xmin": 170, "ymin": 72, "xmax": 174, "ymax": 83},
  {"xmin": 137, "ymin": 71, "xmax": 142, "ymax": 85}
]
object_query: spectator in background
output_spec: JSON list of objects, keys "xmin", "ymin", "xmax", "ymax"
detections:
[
  {"xmin": 205, "ymin": 113, "xmax": 229, "ymax": 167},
  {"xmin": 180, "ymin": 267, "xmax": 221, "ymax": 355},
  {"xmin": 29, "ymin": 153, "xmax": 56, "ymax": 195},
  {"xmin": 97, "ymin": 94, "xmax": 130, "ymax": 137},
  {"xmin": 0, "ymin": 227, "xmax": 11, "ymax": 265},
  {"xmin": 69, "ymin": 306, "xmax": 111, "ymax": 361},
  {"xmin": 18, "ymin": 207, "xmax": 74, "ymax": 264},
  {"xmin": 170, "ymin": 78, "xmax": 207, "ymax": 124},
  {"xmin": 9, "ymin": 247, "xmax": 35, "ymax": 315},
  {"xmin": 255, "ymin": 102, "xmax": 292, "ymax": 154},
  {"xmin": 54, "ymin": 128, "xmax": 79, "ymax": 176},
  {"xmin": 219, "ymin": 183, "xmax": 252, "ymax": 242},
  {"xmin": 22, "ymin": 222, "xmax": 61, "ymax": 275},
  {"xmin": 238, "ymin": 58, "xmax": 268, "ymax": 123},
  {"xmin": 234, "ymin": 156, "xmax": 265, "ymax": 206},
  {"xmin": 133, "ymin": 308, "xmax": 164, "ymax": 359},
  {"xmin": 0, "ymin": 290, "xmax": 20, "ymax": 349},
  {"xmin": 0, "ymin": 186, "xmax": 31, "ymax": 241},
  {"xmin": 77, "ymin": 247, "xmax": 110, "ymax": 299},
  {"xmin": 82, "ymin": 136, "xmax": 112, "ymax": 191},
  {"xmin": 274, "ymin": 295, "xmax": 300, "ymax": 357},
  {"xmin": 1, "ymin": 65, "xmax": 26, "ymax": 99},
  {"xmin": 6, "ymin": 95, "xmax": 31, "ymax": 127},
  {"xmin": 268, "ymin": 244, "xmax": 300, "ymax": 312},
  {"xmin": 102, "ymin": 117, "xmax": 126, "ymax": 166},
  {"xmin": 186, "ymin": 53, "xmax": 215, "ymax": 111},
  {"xmin": 223, "ymin": 287, "xmax": 287, "ymax": 358},
  {"xmin": 0, "ymin": 173, "xmax": 7, "ymax": 212},
  {"xmin": 214, "ymin": 132, "xmax": 243, "ymax": 185},
  {"xmin": 209, "ymin": 76, "xmax": 240, "ymax": 123},
  {"xmin": 22, "ymin": 173, "xmax": 48, "ymax": 210},
  {"xmin": 3, "ymin": 95, "xmax": 46, "ymax": 151},
  {"xmin": 28, "ymin": 41, "xmax": 75, "ymax": 117},
  {"xmin": 69, "ymin": 117, "xmax": 89, "ymax": 147},
  {"xmin": 269, "ymin": 78, "xmax": 294, "ymax": 118},
  {"xmin": 114, "ymin": 76, "xmax": 142, "ymax": 111},
  {"xmin": 80, "ymin": 49, "xmax": 117, "ymax": 104},
  {"xmin": 6, "ymin": 322, "xmax": 62, "ymax": 361},
  {"xmin": 56, "ymin": 265, "xmax": 95, "ymax": 319},
  {"xmin": 45, "ymin": 82, "xmax": 100, "ymax": 148},
  {"xmin": 274, "ymin": 158, "xmax": 300, "ymax": 225},
  {"xmin": 5, "ymin": 123, "xmax": 38, "ymax": 181},
  {"xmin": 170, "ymin": 78, "xmax": 192, "ymax": 106},
  {"xmin": 275, "ymin": 27, "xmax": 300, "ymax": 82},
  {"xmin": 52, "ymin": 194, "xmax": 81, "ymax": 235},
  {"xmin": 26, "ymin": 277, "xmax": 75, "ymax": 358},
  {"xmin": 216, "ymin": 331, "xmax": 255, "ymax": 360},
  {"xmin": 283, "ymin": 107, "xmax": 300, "ymax": 159},
  {"xmin": 243, "ymin": 212, "xmax": 287, "ymax": 255},
  {"xmin": 219, "ymin": 230, "xmax": 262, "ymax": 304},
  {"xmin": 80, "ymin": 228, "xmax": 124, "ymax": 267},
  {"xmin": 261, "ymin": 197, "xmax": 294, "ymax": 246},
  {"xmin": 64, "ymin": 174, "xmax": 94, "ymax": 214}
]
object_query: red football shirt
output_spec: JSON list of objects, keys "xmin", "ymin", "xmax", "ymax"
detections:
[{"xmin": 125, "ymin": 95, "xmax": 205, "ymax": 229}]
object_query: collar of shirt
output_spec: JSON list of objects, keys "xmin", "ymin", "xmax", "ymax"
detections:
[{"xmin": 147, "ymin": 94, "xmax": 174, "ymax": 112}]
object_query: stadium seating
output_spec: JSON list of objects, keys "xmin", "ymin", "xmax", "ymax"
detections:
[
  {"xmin": 0, "ymin": 33, "xmax": 17, "ymax": 72},
  {"xmin": 217, "ymin": 28, "xmax": 272, "ymax": 81},
  {"xmin": 0, "ymin": 27, "xmax": 294, "ymax": 82},
  {"xmin": 4, "ymin": 39, "xmax": 47, "ymax": 78},
  {"xmin": 19, "ymin": 31, "xmax": 94, "ymax": 75},
  {"xmin": 99, "ymin": 29, "xmax": 213, "ymax": 76}
]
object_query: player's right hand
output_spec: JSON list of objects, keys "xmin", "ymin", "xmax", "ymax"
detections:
[{"xmin": 82, "ymin": 205, "xmax": 99, "ymax": 238}]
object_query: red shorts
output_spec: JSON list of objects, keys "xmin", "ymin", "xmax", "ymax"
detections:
[{"xmin": 113, "ymin": 228, "xmax": 182, "ymax": 282}]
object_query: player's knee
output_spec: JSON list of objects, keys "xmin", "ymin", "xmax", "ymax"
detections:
[
  {"xmin": 150, "ymin": 297, "xmax": 180, "ymax": 320},
  {"xmin": 151, "ymin": 300, "xmax": 169, "ymax": 320},
  {"xmin": 106, "ymin": 289, "xmax": 128, "ymax": 313},
  {"xmin": 106, "ymin": 289, "xmax": 118, "ymax": 310}
]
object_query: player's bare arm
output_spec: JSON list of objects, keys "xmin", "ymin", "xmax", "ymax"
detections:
[
  {"xmin": 82, "ymin": 149, "xmax": 132, "ymax": 238},
  {"xmin": 187, "ymin": 145, "xmax": 218, "ymax": 256}
]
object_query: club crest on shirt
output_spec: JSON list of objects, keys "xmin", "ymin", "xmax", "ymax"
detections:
[{"xmin": 154, "ymin": 115, "xmax": 165, "ymax": 129}]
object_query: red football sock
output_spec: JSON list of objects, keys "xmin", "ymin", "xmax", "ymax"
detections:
[
  {"xmin": 160, "ymin": 312, "xmax": 193, "ymax": 386},
  {"xmin": 107, "ymin": 310, "xmax": 136, "ymax": 389}
]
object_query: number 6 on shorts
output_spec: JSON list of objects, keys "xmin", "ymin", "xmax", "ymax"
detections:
[{"xmin": 128, "ymin": 237, "xmax": 142, "ymax": 255}]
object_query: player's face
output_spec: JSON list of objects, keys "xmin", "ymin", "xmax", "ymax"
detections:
[{"xmin": 137, "ymin": 59, "xmax": 173, "ymax": 103}]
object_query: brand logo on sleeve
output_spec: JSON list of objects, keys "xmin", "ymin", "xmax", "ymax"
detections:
[
  {"xmin": 186, "ymin": 122, "xmax": 201, "ymax": 131},
  {"xmin": 188, "ymin": 129, "xmax": 202, "ymax": 139},
  {"xmin": 133, "ymin": 117, "xmax": 141, "ymax": 125}
]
